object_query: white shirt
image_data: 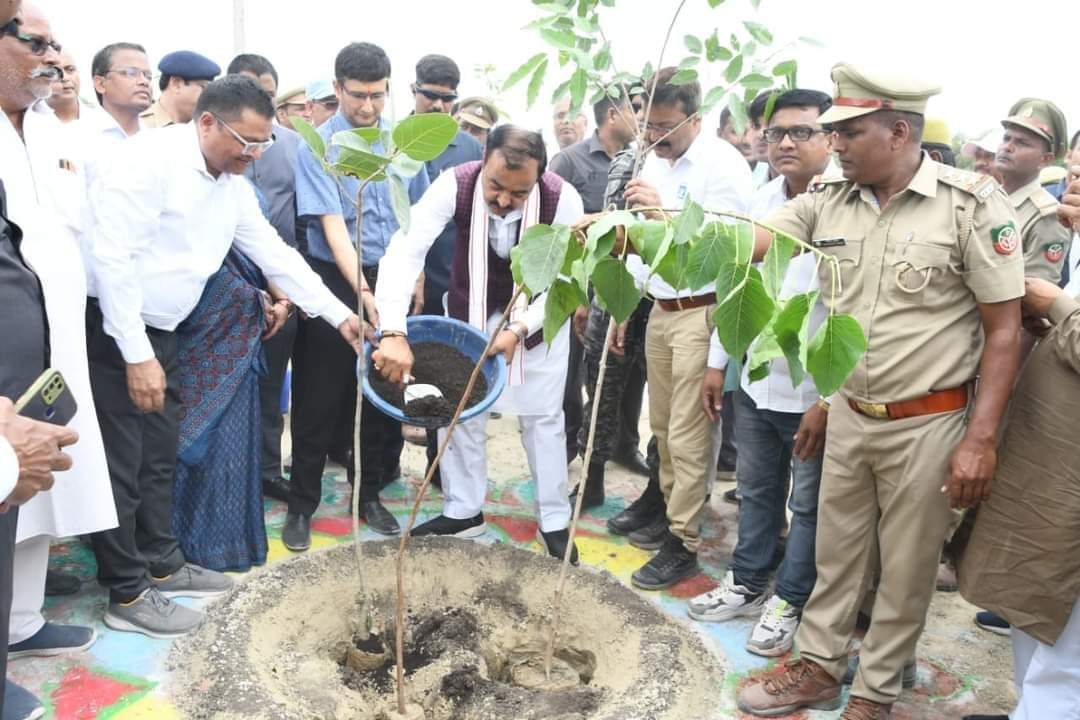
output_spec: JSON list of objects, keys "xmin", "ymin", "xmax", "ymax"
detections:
[
  {"xmin": 376, "ymin": 168, "xmax": 585, "ymax": 334},
  {"xmin": 708, "ymin": 172, "xmax": 830, "ymax": 414},
  {"xmin": 87, "ymin": 123, "xmax": 351, "ymax": 364},
  {"xmin": 626, "ymin": 131, "xmax": 753, "ymax": 299},
  {"xmin": 0, "ymin": 438, "xmax": 16, "ymax": 504},
  {"xmin": 73, "ymin": 106, "xmax": 141, "ymax": 192}
]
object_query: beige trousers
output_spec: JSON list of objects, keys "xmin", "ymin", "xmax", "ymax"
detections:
[
  {"xmin": 645, "ymin": 304, "xmax": 714, "ymax": 552},
  {"xmin": 795, "ymin": 398, "xmax": 965, "ymax": 704}
]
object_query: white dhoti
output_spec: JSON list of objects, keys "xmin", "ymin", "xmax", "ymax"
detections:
[
  {"xmin": 437, "ymin": 314, "xmax": 571, "ymax": 532},
  {"xmin": 1010, "ymin": 600, "xmax": 1080, "ymax": 720}
]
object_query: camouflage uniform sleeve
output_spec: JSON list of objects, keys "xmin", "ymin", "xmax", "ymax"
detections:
[
  {"xmin": 961, "ymin": 190, "xmax": 1025, "ymax": 304},
  {"xmin": 1021, "ymin": 212, "xmax": 1071, "ymax": 284},
  {"xmin": 603, "ymin": 148, "xmax": 637, "ymax": 210}
]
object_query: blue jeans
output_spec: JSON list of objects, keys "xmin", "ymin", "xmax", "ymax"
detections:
[{"xmin": 731, "ymin": 389, "xmax": 823, "ymax": 607}]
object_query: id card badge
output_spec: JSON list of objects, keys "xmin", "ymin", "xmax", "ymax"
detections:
[{"xmin": 811, "ymin": 237, "xmax": 846, "ymax": 249}]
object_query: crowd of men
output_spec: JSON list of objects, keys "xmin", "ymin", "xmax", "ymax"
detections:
[{"xmin": 0, "ymin": 1, "xmax": 1078, "ymax": 718}]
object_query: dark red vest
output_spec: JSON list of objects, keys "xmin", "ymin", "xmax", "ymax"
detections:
[{"xmin": 447, "ymin": 161, "xmax": 564, "ymax": 350}]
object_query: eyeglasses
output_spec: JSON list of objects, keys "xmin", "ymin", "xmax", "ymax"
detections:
[
  {"xmin": 340, "ymin": 88, "xmax": 386, "ymax": 103},
  {"xmin": 0, "ymin": 20, "xmax": 61, "ymax": 56},
  {"xmin": 764, "ymin": 126, "xmax": 828, "ymax": 144},
  {"xmin": 105, "ymin": 67, "xmax": 152, "ymax": 81},
  {"xmin": 212, "ymin": 113, "xmax": 274, "ymax": 156},
  {"xmin": 414, "ymin": 87, "xmax": 458, "ymax": 104},
  {"xmin": 313, "ymin": 98, "xmax": 339, "ymax": 110}
]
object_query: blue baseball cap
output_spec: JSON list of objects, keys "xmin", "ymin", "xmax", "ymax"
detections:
[
  {"xmin": 158, "ymin": 50, "xmax": 220, "ymax": 80},
  {"xmin": 305, "ymin": 80, "xmax": 335, "ymax": 102}
]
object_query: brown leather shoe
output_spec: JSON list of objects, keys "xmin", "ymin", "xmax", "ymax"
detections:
[
  {"xmin": 841, "ymin": 696, "xmax": 892, "ymax": 719},
  {"xmin": 737, "ymin": 658, "xmax": 842, "ymax": 716}
]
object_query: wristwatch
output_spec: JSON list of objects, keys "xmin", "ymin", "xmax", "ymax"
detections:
[{"xmin": 816, "ymin": 397, "xmax": 831, "ymax": 412}]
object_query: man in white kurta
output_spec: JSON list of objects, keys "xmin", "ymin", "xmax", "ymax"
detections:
[
  {"xmin": 0, "ymin": 4, "xmax": 116, "ymax": 662},
  {"xmin": 375, "ymin": 126, "xmax": 585, "ymax": 562}
]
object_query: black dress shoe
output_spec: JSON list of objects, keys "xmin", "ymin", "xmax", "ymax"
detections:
[
  {"xmin": 536, "ymin": 529, "xmax": 579, "ymax": 565},
  {"xmin": 627, "ymin": 514, "xmax": 670, "ymax": 550},
  {"xmin": 44, "ymin": 569, "xmax": 81, "ymax": 596},
  {"xmin": 613, "ymin": 448, "xmax": 650, "ymax": 477},
  {"xmin": 282, "ymin": 512, "xmax": 311, "ymax": 552},
  {"xmin": 360, "ymin": 499, "xmax": 400, "ymax": 536},
  {"xmin": 262, "ymin": 476, "xmax": 291, "ymax": 502},
  {"xmin": 631, "ymin": 533, "xmax": 699, "ymax": 590},
  {"xmin": 412, "ymin": 513, "xmax": 486, "ymax": 538},
  {"xmin": 722, "ymin": 487, "xmax": 741, "ymax": 505}
]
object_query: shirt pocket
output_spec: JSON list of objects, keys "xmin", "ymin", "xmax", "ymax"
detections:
[
  {"xmin": 887, "ymin": 241, "xmax": 953, "ymax": 305},
  {"xmin": 814, "ymin": 237, "xmax": 863, "ymax": 299}
]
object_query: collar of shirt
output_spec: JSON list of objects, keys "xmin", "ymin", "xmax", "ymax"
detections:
[
  {"xmin": 84, "ymin": 106, "xmax": 140, "ymax": 140},
  {"xmin": 1008, "ymin": 177, "xmax": 1044, "ymax": 209},
  {"xmin": 586, "ymin": 131, "xmax": 609, "ymax": 159},
  {"xmin": 848, "ymin": 152, "xmax": 939, "ymax": 207}
]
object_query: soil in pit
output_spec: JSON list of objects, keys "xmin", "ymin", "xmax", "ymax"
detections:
[
  {"xmin": 369, "ymin": 343, "xmax": 488, "ymax": 426},
  {"xmin": 339, "ymin": 607, "xmax": 602, "ymax": 720}
]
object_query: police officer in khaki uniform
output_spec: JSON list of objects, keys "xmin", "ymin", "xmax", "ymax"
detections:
[
  {"xmin": 737, "ymin": 63, "xmax": 1024, "ymax": 720},
  {"xmin": 139, "ymin": 50, "xmax": 219, "ymax": 128},
  {"xmin": 994, "ymin": 98, "xmax": 1071, "ymax": 284}
]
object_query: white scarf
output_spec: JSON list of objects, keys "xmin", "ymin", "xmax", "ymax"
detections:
[{"xmin": 468, "ymin": 177, "xmax": 539, "ymax": 386}]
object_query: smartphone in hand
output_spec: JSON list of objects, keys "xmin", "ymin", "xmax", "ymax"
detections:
[{"xmin": 14, "ymin": 369, "xmax": 77, "ymax": 425}]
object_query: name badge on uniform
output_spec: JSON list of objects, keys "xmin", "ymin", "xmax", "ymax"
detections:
[
  {"xmin": 812, "ymin": 237, "xmax": 846, "ymax": 248},
  {"xmin": 676, "ymin": 184, "xmax": 688, "ymax": 200}
]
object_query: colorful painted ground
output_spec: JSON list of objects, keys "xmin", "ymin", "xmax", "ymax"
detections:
[{"xmin": 14, "ymin": 419, "xmax": 1015, "ymax": 719}]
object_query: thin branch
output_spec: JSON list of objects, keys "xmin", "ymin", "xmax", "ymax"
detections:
[{"xmin": 633, "ymin": 0, "xmax": 689, "ymax": 179}]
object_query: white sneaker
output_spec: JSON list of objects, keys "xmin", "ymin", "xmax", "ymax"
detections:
[
  {"xmin": 746, "ymin": 595, "xmax": 801, "ymax": 657},
  {"xmin": 687, "ymin": 571, "xmax": 765, "ymax": 622}
]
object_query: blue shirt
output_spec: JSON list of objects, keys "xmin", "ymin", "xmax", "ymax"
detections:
[
  {"xmin": 295, "ymin": 112, "xmax": 430, "ymax": 266},
  {"xmin": 422, "ymin": 129, "xmax": 484, "ymax": 306}
]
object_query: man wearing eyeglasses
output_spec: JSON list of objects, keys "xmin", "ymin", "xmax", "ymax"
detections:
[
  {"xmin": 85, "ymin": 75, "xmax": 361, "ymax": 638},
  {"xmin": 689, "ymin": 89, "xmax": 835, "ymax": 659},
  {"xmin": 139, "ymin": 49, "xmax": 219, "ymax": 129},
  {"xmin": 287, "ymin": 42, "xmax": 431, "ymax": 551}
]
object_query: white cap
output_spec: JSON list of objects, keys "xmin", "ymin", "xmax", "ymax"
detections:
[{"xmin": 962, "ymin": 128, "xmax": 1003, "ymax": 158}]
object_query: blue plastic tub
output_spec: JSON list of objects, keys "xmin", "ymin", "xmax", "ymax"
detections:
[{"xmin": 361, "ymin": 316, "xmax": 507, "ymax": 428}]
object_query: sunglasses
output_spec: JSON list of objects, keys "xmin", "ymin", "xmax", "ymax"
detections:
[
  {"xmin": 414, "ymin": 87, "xmax": 458, "ymax": 104},
  {"xmin": 212, "ymin": 113, "xmax": 274, "ymax": 156},
  {"xmin": 0, "ymin": 20, "xmax": 61, "ymax": 56},
  {"xmin": 764, "ymin": 126, "xmax": 829, "ymax": 144}
]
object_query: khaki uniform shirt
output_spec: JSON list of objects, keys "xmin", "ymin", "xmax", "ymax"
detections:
[
  {"xmin": 1010, "ymin": 178, "xmax": 1071, "ymax": 284},
  {"xmin": 766, "ymin": 155, "xmax": 1024, "ymax": 404},
  {"xmin": 138, "ymin": 101, "xmax": 176, "ymax": 130}
]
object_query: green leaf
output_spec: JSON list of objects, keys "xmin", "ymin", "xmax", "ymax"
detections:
[
  {"xmin": 540, "ymin": 28, "xmax": 578, "ymax": 50},
  {"xmin": 707, "ymin": 0, "xmax": 725, "ymax": 6},
  {"xmin": 544, "ymin": 279, "xmax": 582, "ymax": 345},
  {"xmin": 743, "ymin": 20, "xmax": 773, "ymax": 45},
  {"xmin": 701, "ymin": 86, "xmax": 727, "ymax": 114},
  {"xmin": 570, "ymin": 257, "xmax": 589, "ymax": 293},
  {"xmin": 724, "ymin": 54, "xmax": 744, "ymax": 84},
  {"xmin": 684, "ymin": 34, "xmax": 703, "ymax": 54},
  {"xmin": 586, "ymin": 209, "xmax": 638, "ymax": 247},
  {"xmin": 527, "ymin": 57, "xmax": 549, "ymax": 108},
  {"xmin": 763, "ymin": 90, "xmax": 779, "ymax": 123},
  {"xmin": 550, "ymin": 77, "xmax": 572, "ymax": 104},
  {"xmin": 685, "ymin": 223, "xmax": 731, "ymax": 290},
  {"xmin": 390, "ymin": 154, "xmax": 424, "ymax": 179},
  {"xmin": 641, "ymin": 61, "xmax": 654, "ymax": 83},
  {"xmin": 713, "ymin": 267, "xmax": 775, "ymax": 359},
  {"xmin": 726, "ymin": 92, "xmax": 749, "ymax": 133},
  {"xmin": 772, "ymin": 60, "xmax": 797, "ymax": 78},
  {"xmin": 760, "ymin": 231, "xmax": 795, "ymax": 299},
  {"xmin": 799, "ymin": 35, "xmax": 825, "ymax": 48},
  {"xmin": 748, "ymin": 362, "xmax": 770, "ymax": 383},
  {"xmin": 653, "ymin": 243, "xmax": 687, "ymax": 288},
  {"xmin": 291, "ymin": 117, "xmax": 325, "ymax": 162},
  {"xmin": 672, "ymin": 199, "xmax": 704, "ymax": 245},
  {"xmin": 569, "ymin": 67, "xmax": 588, "ymax": 112},
  {"xmin": 392, "ymin": 113, "xmax": 458, "ymax": 162},
  {"xmin": 628, "ymin": 221, "xmax": 669, "ymax": 266},
  {"xmin": 591, "ymin": 257, "xmax": 639, "ymax": 324},
  {"xmin": 510, "ymin": 245, "xmax": 525, "ymax": 289},
  {"xmin": 561, "ymin": 233, "xmax": 585, "ymax": 275},
  {"xmin": 679, "ymin": 55, "xmax": 701, "ymax": 69},
  {"xmin": 503, "ymin": 53, "xmax": 547, "ymax": 91},
  {"xmin": 512, "ymin": 223, "xmax": 570, "ymax": 296},
  {"xmin": 333, "ymin": 147, "xmax": 388, "ymax": 182},
  {"xmin": 806, "ymin": 314, "xmax": 867, "ymax": 396},
  {"xmin": 388, "ymin": 173, "xmax": 411, "ymax": 234},
  {"xmin": 773, "ymin": 290, "xmax": 818, "ymax": 387},
  {"xmin": 747, "ymin": 325, "xmax": 783, "ymax": 381},
  {"xmin": 705, "ymin": 32, "xmax": 732, "ymax": 62},
  {"xmin": 594, "ymin": 44, "xmax": 612, "ymax": 72},
  {"xmin": 740, "ymin": 73, "xmax": 773, "ymax": 91},
  {"xmin": 670, "ymin": 69, "xmax": 698, "ymax": 86},
  {"xmin": 330, "ymin": 127, "xmax": 381, "ymax": 153}
]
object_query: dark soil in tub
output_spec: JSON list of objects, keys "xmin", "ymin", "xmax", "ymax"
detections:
[{"xmin": 369, "ymin": 342, "xmax": 488, "ymax": 425}]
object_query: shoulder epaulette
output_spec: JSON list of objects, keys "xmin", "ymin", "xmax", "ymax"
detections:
[
  {"xmin": 1029, "ymin": 187, "xmax": 1060, "ymax": 217},
  {"xmin": 938, "ymin": 166, "xmax": 998, "ymax": 203},
  {"xmin": 809, "ymin": 174, "xmax": 847, "ymax": 193}
]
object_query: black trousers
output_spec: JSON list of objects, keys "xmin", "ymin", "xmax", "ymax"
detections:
[
  {"xmin": 259, "ymin": 312, "xmax": 298, "ymax": 484},
  {"xmin": 563, "ymin": 330, "xmax": 585, "ymax": 459},
  {"xmin": 288, "ymin": 260, "xmax": 400, "ymax": 517},
  {"xmin": 86, "ymin": 301, "xmax": 185, "ymax": 603},
  {"xmin": 0, "ymin": 506, "xmax": 16, "ymax": 717}
]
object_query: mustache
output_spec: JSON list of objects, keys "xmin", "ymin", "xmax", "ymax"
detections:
[{"xmin": 30, "ymin": 65, "xmax": 62, "ymax": 80}]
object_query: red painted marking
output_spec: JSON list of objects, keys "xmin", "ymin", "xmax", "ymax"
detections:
[
  {"xmin": 51, "ymin": 667, "xmax": 140, "ymax": 719},
  {"xmin": 491, "ymin": 516, "xmax": 539, "ymax": 543},
  {"xmin": 667, "ymin": 573, "xmax": 717, "ymax": 599},
  {"xmin": 311, "ymin": 516, "xmax": 353, "ymax": 536}
]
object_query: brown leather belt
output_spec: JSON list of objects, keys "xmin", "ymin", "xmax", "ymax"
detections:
[
  {"xmin": 655, "ymin": 293, "xmax": 716, "ymax": 312},
  {"xmin": 846, "ymin": 385, "xmax": 970, "ymax": 420}
]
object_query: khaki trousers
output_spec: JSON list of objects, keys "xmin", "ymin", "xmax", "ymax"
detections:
[
  {"xmin": 795, "ymin": 398, "xmax": 964, "ymax": 704},
  {"xmin": 645, "ymin": 303, "xmax": 714, "ymax": 552}
]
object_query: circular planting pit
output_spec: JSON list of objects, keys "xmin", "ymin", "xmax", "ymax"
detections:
[{"xmin": 168, "ymin": 537, "xmax": 725, "ymax": 719}]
